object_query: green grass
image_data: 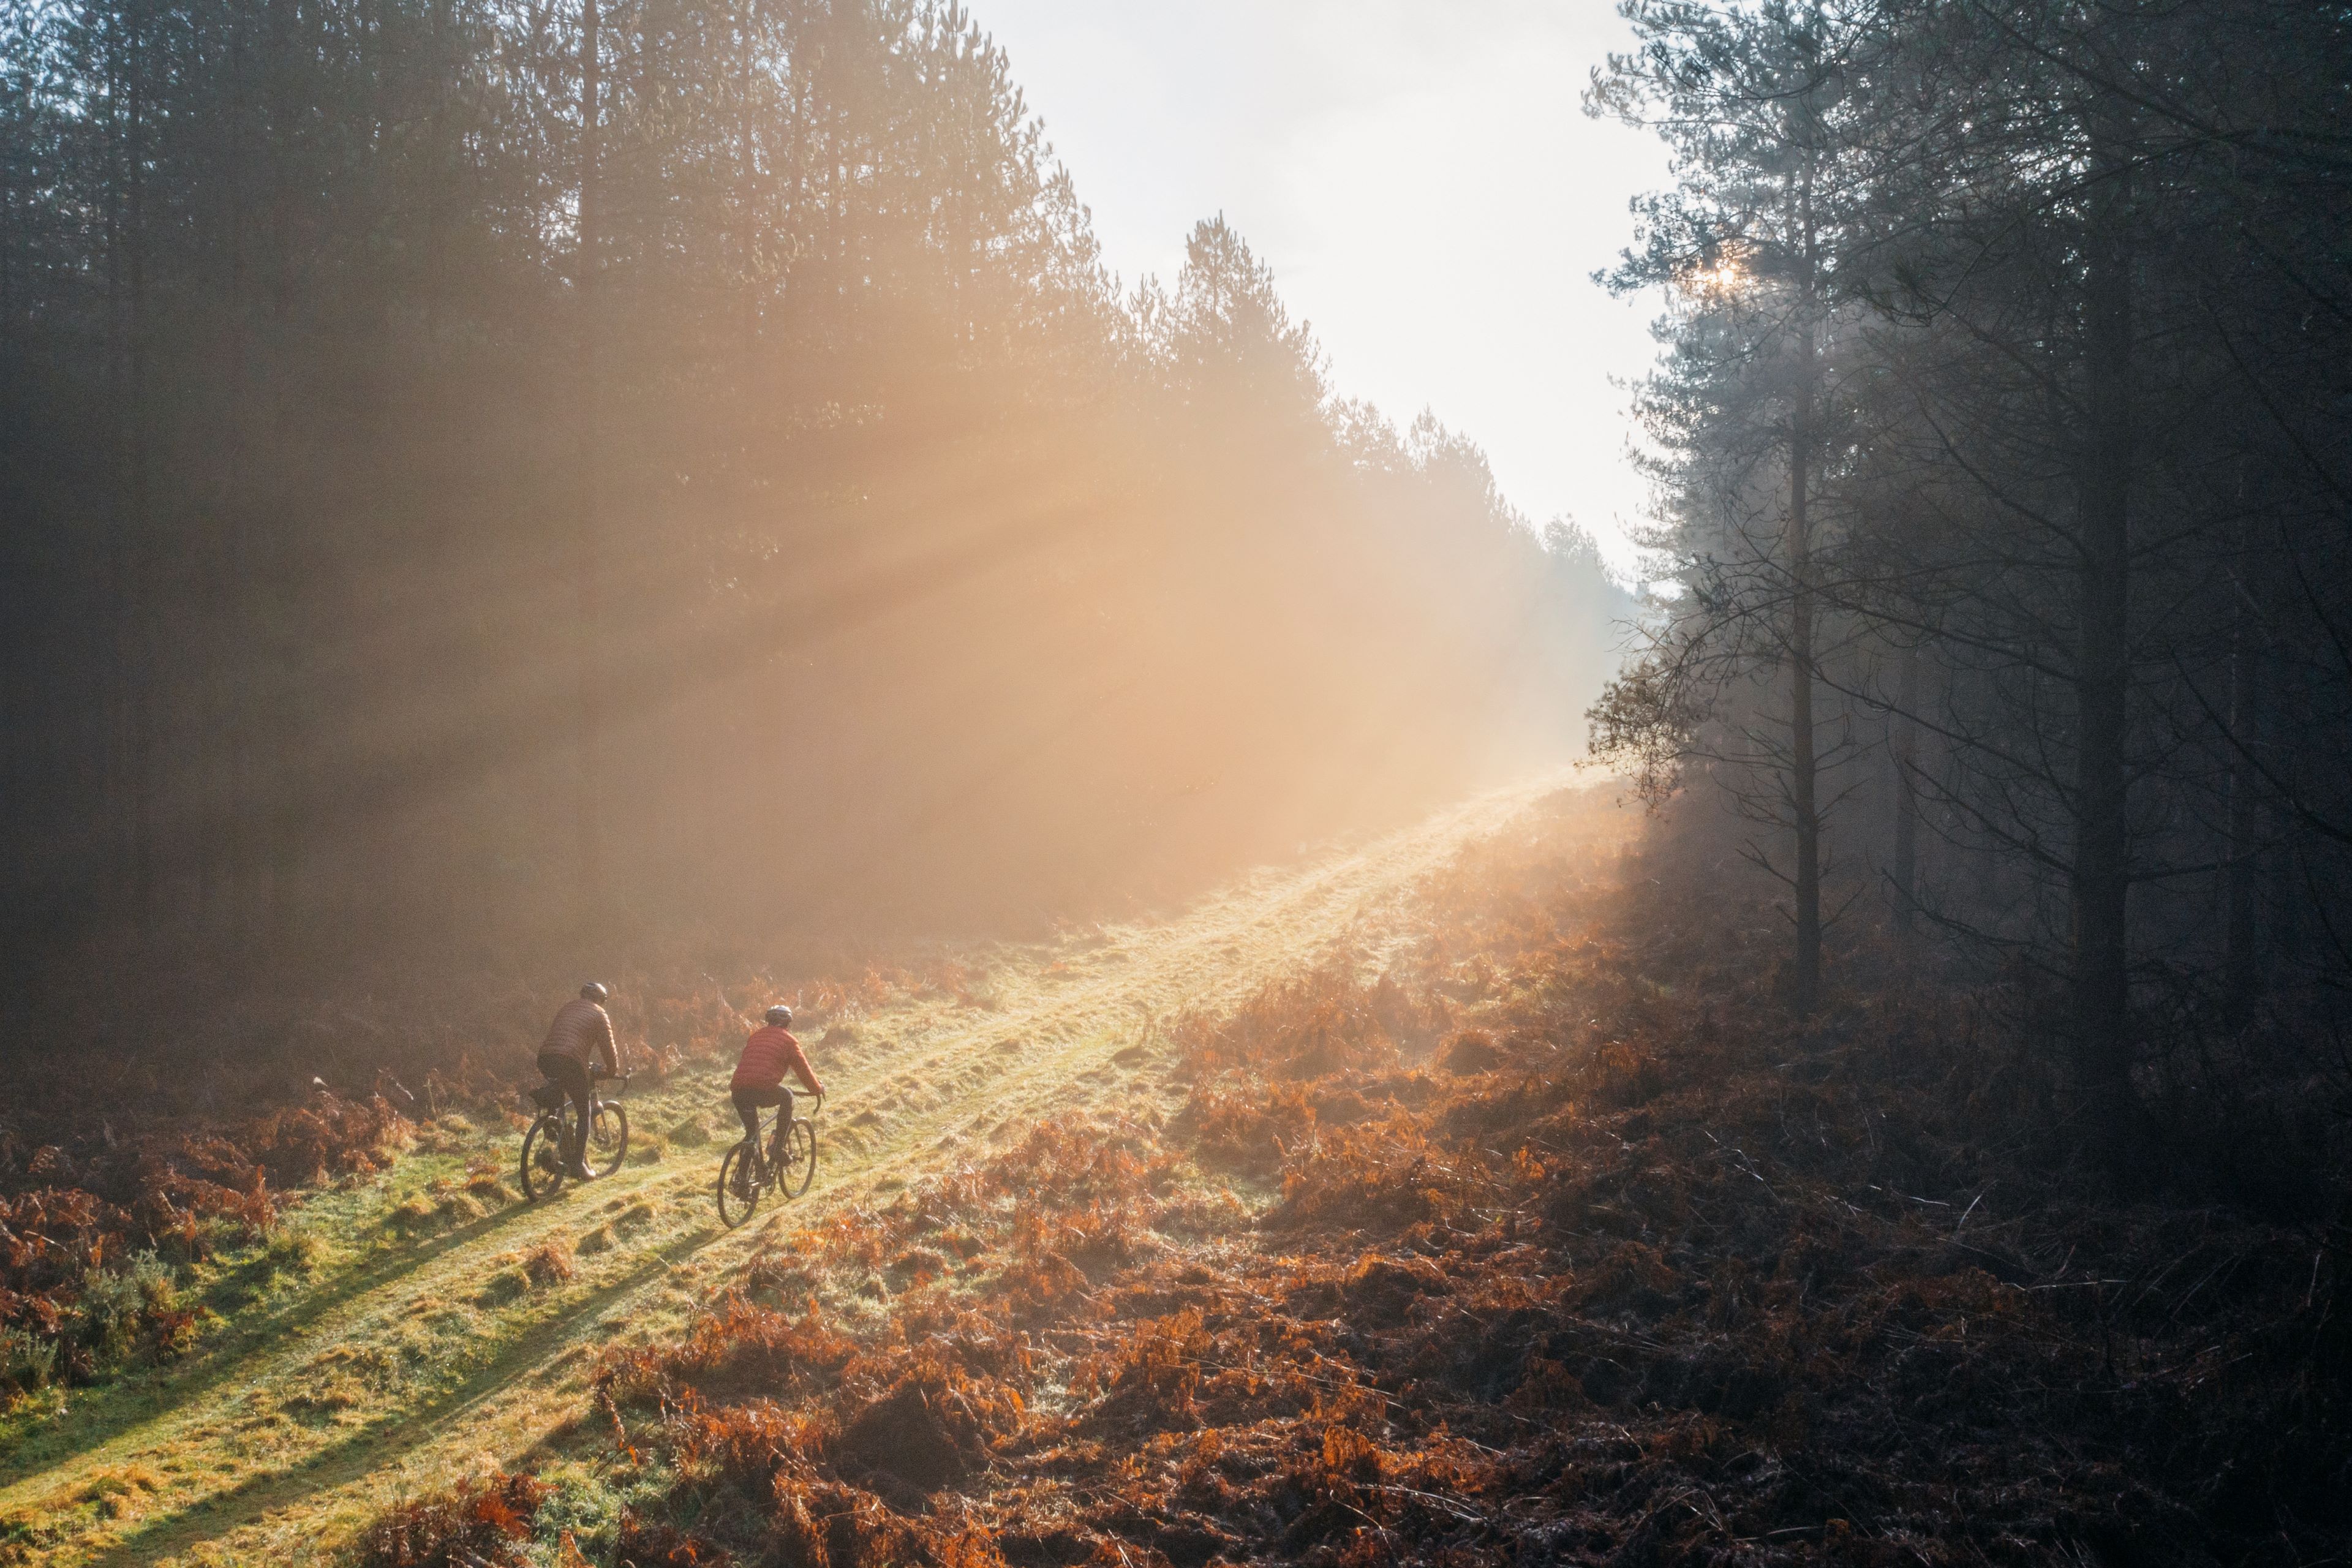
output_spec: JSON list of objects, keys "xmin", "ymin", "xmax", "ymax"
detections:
[
  {"xmin": 11, "ymin": 1065, "xmax": 1091, "ymax": 1563},
  {"xmin": 0, "ymin": 782, "xmax": 1561, "ymax": 1566}
]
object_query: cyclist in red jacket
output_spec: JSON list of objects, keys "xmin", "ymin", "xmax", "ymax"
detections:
[{"xmin": 731, "ymin": 1005, "xmax": 824, "ymax": 1153}]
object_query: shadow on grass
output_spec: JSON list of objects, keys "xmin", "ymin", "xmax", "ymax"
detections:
[
  {"xmin": 73, "ymin": 1223, "xmax": 719, "ymax": 1568},
  {"xmin": 21, "ymin": 1023, "xmax": 1167, "ymax": 1559},
  {"xmin": 0, "ymin": 1182, "xmax": 592, "ymax": 1489}
]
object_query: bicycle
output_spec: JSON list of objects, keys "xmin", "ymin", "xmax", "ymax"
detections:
[
  {"xmin": 519, "ymin": 1070, "xmax": 630, "ymax": 1200},
  {"xmin": 716, "ymin": 1090, "xmax": 821, "ymax": 1227}
]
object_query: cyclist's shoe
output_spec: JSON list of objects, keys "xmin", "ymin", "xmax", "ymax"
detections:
[
  {"xmin": 568, "ymin": 1162, "xmax": 598, "ymax": 1182},
  {"xmin": 730, "ymin": 1164, "xmax": 755, "ymax": 1200}
]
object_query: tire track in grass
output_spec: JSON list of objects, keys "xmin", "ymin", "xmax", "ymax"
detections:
[
  {"xmin": 0, "ymin": 775, "xmax": 1572, "ymax": 1567},
  {"xmin": 0, "ymin": 1194, "xmax": 557, "ymax": 1490}
]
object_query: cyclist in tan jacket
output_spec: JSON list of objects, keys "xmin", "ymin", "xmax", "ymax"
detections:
[{"xmin": 538, "ymin": 982, "xmax": 621, "ymax": 1180}]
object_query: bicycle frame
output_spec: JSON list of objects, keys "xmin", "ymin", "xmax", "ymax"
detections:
[
  {"xmin": 755, "ymin": 1090, "xmax": 821, "ymax": 1167},
  {"xmin": 717, "ymin": 1090, "xmax": 818, "ymax": 1226},
  {"xmin": 761, "ymin": 1102, "xmax": 793, "ymax": 1170},
  {"xmin": 521, "ymin": 1071, "xmax": 630, "ymax": 1200},
  {"xmin": 555, "ymin": 1088, "xmax": 618, "ymax": 1150}
]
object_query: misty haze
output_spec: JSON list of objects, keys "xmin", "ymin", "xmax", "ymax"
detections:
[{"xmin": 0, "ymin": 2, "xmax": 2346, "ymax": 1564}]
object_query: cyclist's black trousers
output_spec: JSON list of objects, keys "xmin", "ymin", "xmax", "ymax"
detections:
[
  {"xmin": 537, "ymin": 1052, "xmax": 595, "ymax": 1162},
  {"xmin": 731, "ymin": 1085, "xmax": 791, "ymax": 1145}
]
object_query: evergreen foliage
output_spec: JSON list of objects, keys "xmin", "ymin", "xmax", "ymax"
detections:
[
  {"xmin": 1591, "ymin": 0, "xmax": 2352, "ymax": 1169},
  {"xmin": 0, "ymin": 0, "xmax": 1626, "ymax": 979}
]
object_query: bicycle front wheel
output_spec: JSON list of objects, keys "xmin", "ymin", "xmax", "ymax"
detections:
[
  {"xmin": 716, "ymin": 1141, "xmax": 762, "ymax": 1228},
  {"xmin": 520, "ymin": 1116, "xmax": 566, "ymax": 1201},
  {"xmin": 778, "ymin": 1117, "xmax": 818, "ymax": 1199},
  {"xmin": 587, "ymin": 1101, "xmax": 629, "ymax": 1177}
]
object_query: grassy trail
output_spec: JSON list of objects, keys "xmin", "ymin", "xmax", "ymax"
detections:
[{"xmin": 0, "ymin": 776, "xmax": 1568, "ymax": 1566}]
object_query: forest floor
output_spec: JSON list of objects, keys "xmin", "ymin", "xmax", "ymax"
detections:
[
  {"xmin": 6, "ymin": 777, "xmax": 2345, "ymax": 1568},
  {"xmin": 0, "ymin": 776, "xmax": 1574, "ymax": 1567}
]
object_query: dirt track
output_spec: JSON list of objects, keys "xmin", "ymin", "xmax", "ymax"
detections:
[{"xmin": 0, "ymin": 774, "xmax": 1577, "ymax": 1567}]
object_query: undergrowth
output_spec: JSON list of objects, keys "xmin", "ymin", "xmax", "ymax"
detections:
[
  {"xmin": 0, "ymin": 948, "xmax": 997, "ymax": 1412},
  {"xmin": 0, "ymin": 1099, "xmax": 406, "ymax": 1403},
  {"xmin": 356, "ymin": 786, "xmax": 2352, "ymax": 1566}
]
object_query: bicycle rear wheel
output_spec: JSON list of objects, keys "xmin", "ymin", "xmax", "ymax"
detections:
[
  {"xmin": 519, "ymin": 1116, "xmax": 566, "ymax": 1200},
  {"xmin": 587, "ymin": 1101, "xmax": 629, "ymax": 1177},
  {"xmin": 778, "ymin": 1117, "xmax": 818, "ymax": 1199},
  {"xmin": 716, "ymin": 1141, "xmax": 762, "ymax": 1228}
]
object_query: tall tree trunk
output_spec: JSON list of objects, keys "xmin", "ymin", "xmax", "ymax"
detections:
[
  {"xmin": 100, "ymin": 13, "xmax": 127, "ymax": 935},
  {"xmin": 2073, "ymin": 149, "xmax": 2135, "ymax": 1166},
  {"xmin": 2222, "ymin": 610, "xmax": 2261, "ymax": 1026},
  {"xmin": 2222, "ymin": 456, "xmax": 2266, "ymax": 1026},
  {"xmin": 1892, "ymin": 640, "xmax": 1919, "ymax": 946},
  {"xmin": 2267, "ymin": 655, "xmax": 2305, "ymax": 973},
  {"xmin": 226, "ymin": 0, "xmax": 258, "ymax": 944},
  {"xmin": 423, "ymin": 0, "xmax": 450, "ymax": 327},
  {"xmin": 1788, "ymin": 380, "xmax": 1820, "ymax": 1011},
  {"xmin": 266, "ymin": 0, "xmax": 303, "ymax": 949},
  {"xmin": 575, "ymin": 0, "xmax": 605, "ymax": 911},
  {"xmin": 115, "ymin": 0, "xmax": 156, "ymax": 933},
  {"xmin": 1785, "ymin": 197, "xmax": 1822, "ymax": 1014}
]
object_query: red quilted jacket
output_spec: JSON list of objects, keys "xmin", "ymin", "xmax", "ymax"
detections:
[{"xmin": 731, "ymin": 1025, "xmax": 821, "ymax": 1095}]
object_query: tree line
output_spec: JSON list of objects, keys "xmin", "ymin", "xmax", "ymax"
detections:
[
  {"xmin": 0, "ymin": 0, "xmax": 1625, "ymax": 1008},
  {"xmin": 1589, "ymin": 0, "xmax": 2352, "ymax": 1173}
]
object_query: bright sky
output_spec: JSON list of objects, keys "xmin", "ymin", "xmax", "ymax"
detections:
[{"xmin": 976, "ymin": 0, "xmax": 1673, "ymax": 575}]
